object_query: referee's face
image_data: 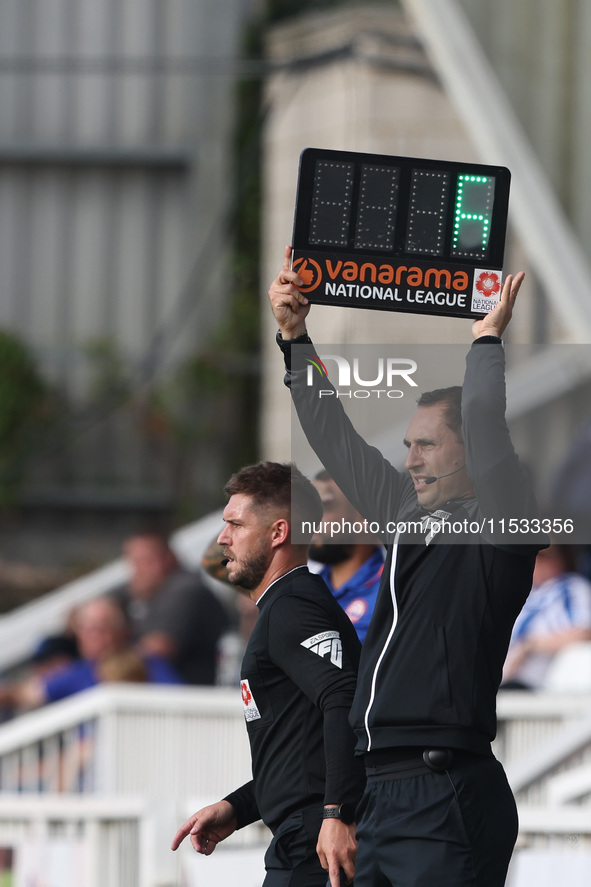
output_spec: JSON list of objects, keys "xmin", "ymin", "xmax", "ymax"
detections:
[
  {"xmin": 218, "ymin": 493, "xmax": 273, "ymax": 592},
  {"xmin": 404, "ymin": 404, "xmax": 472, "ymax": 510}
]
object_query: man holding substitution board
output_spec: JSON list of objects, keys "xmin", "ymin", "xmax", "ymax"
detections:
[
  {"xmin": 172, "ymin": 146, "xmax": 546, "ymax": 886},
  {"xmin": 268, "ymin": 199, "xmax": 546, "ymax": 887}
]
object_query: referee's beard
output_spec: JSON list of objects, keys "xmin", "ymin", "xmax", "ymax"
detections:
[{"xmin": 224, "ymin": 543, "xmax": 270, "ymax": 591}]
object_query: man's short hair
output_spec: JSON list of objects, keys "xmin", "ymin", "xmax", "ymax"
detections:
[
  {"xmin": 224, "ymin": 461, "xmax": 323, "ymax": 538},
  {"xmin": 417, "ymin": 386, "xmax": 463, "ymax": 441}
]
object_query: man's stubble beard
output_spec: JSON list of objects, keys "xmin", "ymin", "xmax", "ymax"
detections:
[{"xmin": 228, "ymin": 546, "xmax": 271, "ymax": 591}]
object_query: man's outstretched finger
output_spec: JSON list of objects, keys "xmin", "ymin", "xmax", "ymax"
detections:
[
  {"xmin": 171, "ymin": 816, "xmax": 196, "ymax": 851},
  {"xmin": 282, "ymin": 244, "xmax": 292, "ymax": 270}
]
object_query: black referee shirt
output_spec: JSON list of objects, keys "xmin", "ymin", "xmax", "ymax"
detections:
[{"xmin": 225, "ymin": 566, "xmax": 365, "ymax": 833}]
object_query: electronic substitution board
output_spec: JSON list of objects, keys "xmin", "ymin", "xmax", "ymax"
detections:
[{"xmin": 291, "ymin": 148, "xmax": 511, "ymax": 320}]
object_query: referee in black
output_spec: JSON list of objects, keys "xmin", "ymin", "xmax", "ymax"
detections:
[{"xmin": 172, "ymin": 461, "xmax": 365, "ymax": 887}]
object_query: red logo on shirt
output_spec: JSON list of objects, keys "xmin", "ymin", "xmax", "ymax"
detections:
[{"xmin": 241, "ymin": 680, "xmax": 252, "ymax": 706}]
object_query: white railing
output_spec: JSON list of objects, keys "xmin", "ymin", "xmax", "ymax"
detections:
[
  {"xmin": 0, "ymin": 793, "xmax": 268, "ymax": 887},
  {"xmin": 0, "ymin": 684, "xmax": 268, "ymax": 887},
  {"xmin": 496, "ymin": 691, "xmax": 591, "ymax": 881},
  {"xmin": 0, "ymin": 684, "xmax": 251, "ymax": 797},
  {"xmin": 0, "ymin": 685, "xmax": 590, "ymax": 884},
  {"xmin": 0, "ymin": 794, "xmax": 148, "ymax": 887},
  {"xmin": 495, "ymin": 692, "xmax": 591, "ymax": 767},
  {"xmin": 496, "ymin": 693, "xmax": 591, "ymax": 800}
]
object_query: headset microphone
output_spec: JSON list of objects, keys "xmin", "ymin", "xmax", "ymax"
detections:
[{"xmin": 424, "ymin": 465, "xmax": 466, "ymax": 485}]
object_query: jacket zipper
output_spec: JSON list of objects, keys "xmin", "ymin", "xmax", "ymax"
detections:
[{"xmin": 364, "ymin": 531, "xmax": 400, "ymax": 751}]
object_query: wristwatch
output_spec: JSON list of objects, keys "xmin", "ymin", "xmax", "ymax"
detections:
[{"xmin": 323, "ymin": 802, "xmax": 356, "ymax": 824}]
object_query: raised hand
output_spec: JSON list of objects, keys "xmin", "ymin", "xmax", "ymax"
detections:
[
  {"xmin": 472, "ymin": 272, "xmax": 525, "ymax": 340},
  {"xmin": 268, "ymin": 245, "xmax": 311, "ymax": 339}
]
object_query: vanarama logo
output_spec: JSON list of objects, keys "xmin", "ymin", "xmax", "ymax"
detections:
[
  {"xmin": 305, "ymin": 352, "xmax": 418, "ymax": 399},
  {"xmin": 293, "ymin": 253, "xmax": 472, "ymax": 312},
  {"xmin": 319, "ymin": 260, "xmax": 469, "ymax": 291},
  {"xmin": 293, "ymin": 257, "xmax": 322, "ymax": 292},
  {"xmin": 296, "ymin": 256, "xmax": 470, "ymax": 292}
]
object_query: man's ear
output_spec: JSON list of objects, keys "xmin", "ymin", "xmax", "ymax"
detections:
[{"xmin": 270, "ymin": 518, "xmax": 290, "ymax": 548}]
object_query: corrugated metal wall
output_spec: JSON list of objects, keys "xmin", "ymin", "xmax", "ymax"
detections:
[
  {"xmin": 0, "ymin": 0, "xmax": 242, "ymax": 389},
  {"xmin": 0, "ymin": 0, "xmax": 245, "ymax": 520}
]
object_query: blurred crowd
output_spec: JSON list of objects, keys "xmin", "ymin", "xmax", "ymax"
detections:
[
  {"xmin": 502, "ymin": 544, "xmax": 591, "ymax": 691},
  {"xmin": 0, "ymin": 531, "xmax": 230, "ymax": 720}
]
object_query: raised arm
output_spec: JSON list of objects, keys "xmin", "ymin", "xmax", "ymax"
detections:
[
  {"xmin": 268, "ymin": 247, "xmax": 410, "ymax": 530},
  {"xmin": 462, "ymin": 271, "xmax": 545, "ymax": 540},
  {"xmin": 268, "ymin": 245, "xmax": 310, "ymax": 339}
]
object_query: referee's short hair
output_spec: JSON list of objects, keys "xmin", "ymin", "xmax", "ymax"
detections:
[
  {"xmin": 417, "ymin": 386, "xmax": 463, "ymax": 441},
  {"xmin": 224, "ymin": 461, "xmax": 322, "ymax": 535}
]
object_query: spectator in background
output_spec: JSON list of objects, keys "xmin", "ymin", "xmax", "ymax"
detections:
[
  {"xmin": 548, "ymin": 413, "xmax": 591, "ymax": 583},
  {"xmin": 0, "ymin": 630, "xmax": 79, "ymax": 723},
  {"xmin": 29, "ymin": 632, "xmax": 80, "ymax": 679},
  {"xmin": 115, "ymin": 531, "xmax": 229, "ymax": 685},
  {"xmin": 502, "ymin": 545, "xmax": 591, "ymax": 690},
  {"xmin": 0, "ymin": 596, "xmax": 181, "ymax": 712},
  {"xmin": 310, "ymin": 470, "xmax": 384, "ymax": 642},
  {"xmin": 98, "ymin": 649, "xmax": 148, "ymax": 684}
]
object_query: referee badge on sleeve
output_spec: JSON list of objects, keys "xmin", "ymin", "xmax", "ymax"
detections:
[
  {"xmin": 241, "ymin": 679, "xmax": 262, "ymax": 721},
  {"xmin": 300, "ymin": 631, "xmax": 343, "ymax": 669}
]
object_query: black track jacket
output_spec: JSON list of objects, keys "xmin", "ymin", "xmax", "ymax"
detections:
[{"xmin": 280, "ymin": 335, "xmax": 546, "ymax": 757}]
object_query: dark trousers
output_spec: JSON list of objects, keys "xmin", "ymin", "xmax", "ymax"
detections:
[
  {"xmin": 263, "ymin": 804, "xmax": 327, "ymax": 887},
  {"xmin": 354, "ymin": 752, "xmax": 518, "ymax": 887}
]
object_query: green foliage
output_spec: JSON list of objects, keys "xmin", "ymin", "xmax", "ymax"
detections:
[
  {"xmin": 83, "ymin": 338, "xmax": 132, "ymax": 407},
  {"xmin": 0, "ymin": 330, "xmax": 48, "ymax": 505}
]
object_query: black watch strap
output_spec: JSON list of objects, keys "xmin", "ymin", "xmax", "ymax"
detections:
[
  {"xmin": 323, "ymin": 803, "xmax": 355, "ymax": 824},
  {"xmin": 472, "ymin": 335, "xmax": 502, "ymax": 345},
  {"xmin": 276, "ymin": 329, "xmax": 312, "ymax": 352}
]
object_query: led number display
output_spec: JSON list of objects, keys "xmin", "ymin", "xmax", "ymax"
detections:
[
  {"xmin": 291, "ymin": 148, "xmax": 511, "ymax": 320},
  {"xmin": 451, "ymin": 174, "xmax": 495, "ymax": 258},
  {"xmin": 354, "ymin": 164, "xmax": 400, "ymax": 251},
  {"xmin": 309, "ymin": 160, "xmax": 355, "ymax": 247},
  {"xmin": 406, "ymin": 169, "xmax": 450, "ymax": 256}
]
